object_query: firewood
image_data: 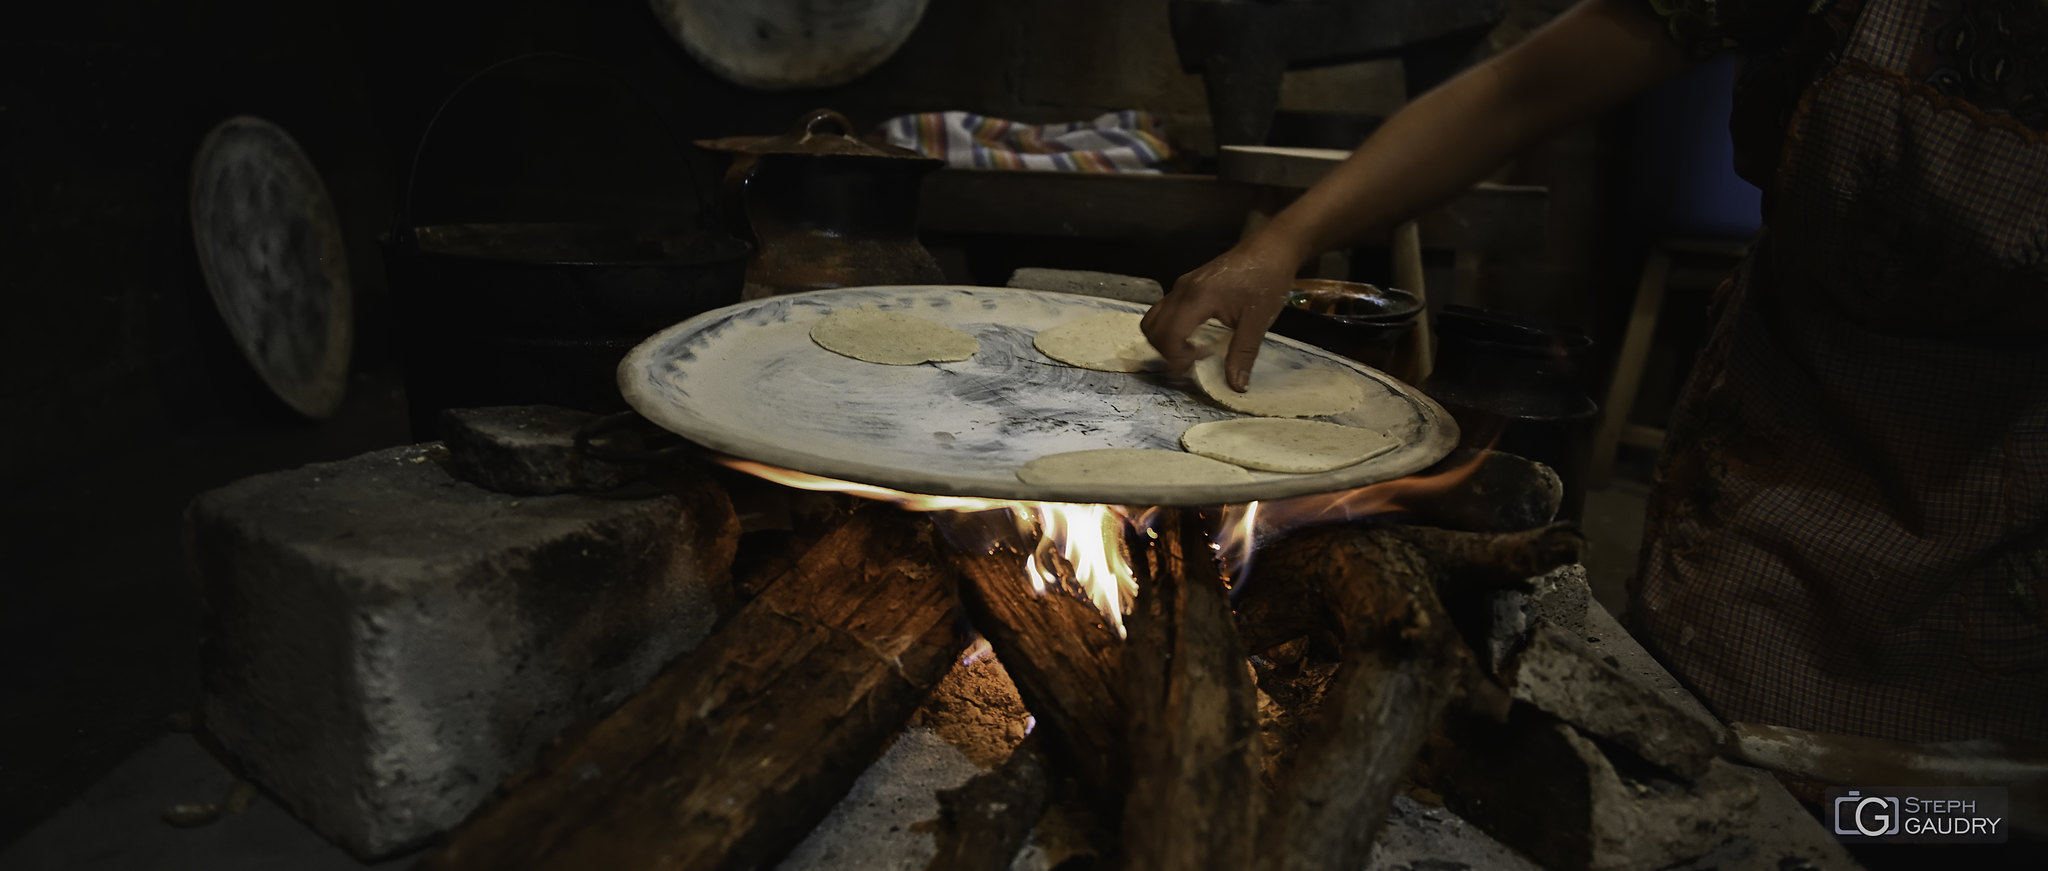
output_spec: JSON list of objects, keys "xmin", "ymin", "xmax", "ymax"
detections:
[
  {"xmin": 1120, "ymin": 510, "xmax": 1264, "ymax": 871},
  {"xmin": 1246, "ymin": 524, "xmax": 1470, "ymax": 871},
  {"xmin": 922, "ymin": 737, "xmax": 1051, "ymax": 871},
  {"xmin": 1383, "ymin": 523, "xmax": 1586, "ymax": 587},
  {"xmin": 1234, "ymin": 523, "xmax": 1581, "ymax": 655},
  {"xmin": 945, "ymin": 540, "xmax": 1130, "ymax": 817},
  {"xmin": 417, "ymin": 506, "xmax": 965, "ymax": 871}
]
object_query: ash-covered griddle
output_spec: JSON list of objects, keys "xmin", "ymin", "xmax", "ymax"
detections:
[{"xmin": 618, "ymin": 285, "xmax": 1458, "ymax": 506}]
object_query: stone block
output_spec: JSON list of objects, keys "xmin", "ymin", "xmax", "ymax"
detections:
[
  {"xmin": 1484, "ymin": 562, "xmax": 1591, "ymax": 673},
  {"xmin": 186, "ymin": 443, "xmax": 738, "ymax": 858},
  {"xmin": 1006, "ymin": 268, "xmax": 1164, "ymax": 304},
  {"xmin": 439, "ymin": 405, "xmax": 642, "ymax": 496},
  {"xmin": 1433, "ymin": 711, "xmax": 1759, "ymax": 871},
  {"xmin": 1502, "ymin": 618, "xmax": 1722, "ymax": 780}
]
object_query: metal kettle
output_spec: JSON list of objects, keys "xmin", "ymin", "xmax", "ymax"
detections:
[{"xmin": 699, "ymin": 108, "xmax": 946, "ymax": 298}]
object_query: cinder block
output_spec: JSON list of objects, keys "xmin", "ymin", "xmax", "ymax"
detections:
[
  {"xmin": 1485, "ymin": 563, "xmax": 1591, "ymax": 672},
  {"xmin": 1006, "ymin": 268, "xmax": 1165, "ymax": 304},
  {"xmin": 439, "ymin": 405, "xmax": 641, "ymax": 496},
  {"xmin": 1502, "ymin": 618, "xmax": 1722, "ymax": 780},
  {"xmin": 1433, "ymin": 711, "xmax": 1758, "ymax": 871},
  {"xmin": 186, "ymin": 443, "xmax": 738, "ymax": 858}
]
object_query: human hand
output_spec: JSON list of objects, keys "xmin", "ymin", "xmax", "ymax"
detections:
[{"xmin": 1140, "ymin": 240, "xmax": 1299, "ymax": 392}]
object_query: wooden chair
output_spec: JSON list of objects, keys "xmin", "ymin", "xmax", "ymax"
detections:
[{"xmin": 1587, "ymin": 238, "xmax": 1748, "ymax": 488}]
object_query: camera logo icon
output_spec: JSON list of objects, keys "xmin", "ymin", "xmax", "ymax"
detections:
[{"xmin": 1834, "ymin": 791, "xmax": 1902, "ymax": 836}]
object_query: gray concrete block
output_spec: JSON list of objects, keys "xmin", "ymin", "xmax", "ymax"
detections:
[
  {"xmin": 1005, "ymin": 268, "xmax": 1165, "ymax": 304},
  {"xmin": 439, "ymin": 405, "xmax": 640, "ymax": 496},
  {"xmin": 776, "ymin": 728, "xmax": 985, "ymax": 871},
  {"xmin": 1561, "ymin": 724, "xmax": 1761, "ymax": 871},
  {"xmin": 1504, "ymin": 618, "xmax": 1722, "ymax": 780},
  {"xmin": 1485, "ymin": 562, "xmax": 1592, "ymax": 673},
  {"xmin": 1437, "ymin": 712, "xmax": 1759, "ymax": 871},
  {"xmin": 186, "ymin": 443, "xmax": 737, "ymax": 859}
]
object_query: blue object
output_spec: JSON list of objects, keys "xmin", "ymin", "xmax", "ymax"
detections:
[{"xmin": 1624, "ymin": 55, "xmax": 1763, "ymax": 240}]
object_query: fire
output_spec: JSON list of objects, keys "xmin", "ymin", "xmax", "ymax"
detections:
[
  {"xmin": 721, "ymin": 449, "xmax": 1491, "ymax": 638},
  {"xmin": 1209, "ymin": 448, "xmax": 1491, "ymax": 569},
  {"xmin": 719, "ymin": 459, "xmax": 1158, "ymax": 636}
]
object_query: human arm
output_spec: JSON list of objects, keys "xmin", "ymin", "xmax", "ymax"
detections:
[{"xmin": 1141, "ymin": 0, "xmax": 1694, "ymax": 390}]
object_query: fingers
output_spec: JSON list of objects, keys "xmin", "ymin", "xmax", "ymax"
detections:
[
  {"xmin": 1222, "ymin": 296, "xmax": 1285, "ymax": 392},
  {"xmin": 1142, "ymin": 278, "xmax": 1212, "ymax": 377},
  {"xmin": 1223, "ymin": 330, "xmax": 1263, "ymax": 393}
]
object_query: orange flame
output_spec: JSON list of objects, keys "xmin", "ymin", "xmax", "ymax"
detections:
[
  {"xmin": 1211, "ymin": 449, "xmax": 1491, "ymax": 581},
  {"xmin": 722, "ymin": 448, "xmax": 1493, "ymax": 636},
  {"xmin": 720, "ymin": 458, "xmax": 1153, "ymax": 637}
]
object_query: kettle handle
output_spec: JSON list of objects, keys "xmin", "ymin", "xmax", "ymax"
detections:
[
  {"xmin": 795, "ymin": 108, "xmax": 855, "ymax": 143},
  {"xmin": 391, "ymin": 51, "xmax": 721, "ymax": 250}
]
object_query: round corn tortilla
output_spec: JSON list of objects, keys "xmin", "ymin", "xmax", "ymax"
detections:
[
  {"xmin": 1192, "ymin": 352, "xmax": 1365, "ymax": 418},
  {"xmin": 810, "ymin": 306, "xmax": 979, "ymax": 365},
  {"xmin": 1180, "ymin": 418, "xmax": 1399, "ymax": 473},
  {"xmin": 1015, "ymin": 448, "xmax": 1253, "ymax": 487},
  {"xmin": 1033, "ymin": 311, "xmax": 1227, "ymax": 373}
]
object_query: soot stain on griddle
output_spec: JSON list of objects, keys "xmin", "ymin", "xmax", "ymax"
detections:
[{"xmin": 1001, "ymin": 415, "xmax": 1106, "ymax": 437}]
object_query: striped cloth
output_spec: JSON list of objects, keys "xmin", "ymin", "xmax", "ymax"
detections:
[{"xmin": 878, "ymin": 110, "xmax": 1174, "ymax": 173}]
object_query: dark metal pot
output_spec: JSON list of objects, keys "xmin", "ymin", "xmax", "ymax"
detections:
[
  {"xmin": 1419, "ymin": 305, "xmax": 1599, "ymax": 521},
  {"xmin": 1269, "ymin": 279, "xmax": 1424, "ymax": 383},
  {"xmin": 381, "ymin": 54, "xmax": 750, "ymax": 438},
  {"xmin": 700, "ymin": 109, "xmax": 945, "ymax": 298},
  {"xmin": 385, "ymin": 223, "xmax": 747, "ymax": 434}
]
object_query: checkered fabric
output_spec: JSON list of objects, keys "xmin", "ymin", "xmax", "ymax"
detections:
[{"xmin": 1628, "ymin": 0, "xmax": 2048, "ymax": 742}]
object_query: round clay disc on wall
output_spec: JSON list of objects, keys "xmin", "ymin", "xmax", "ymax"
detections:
[
  {"xmin": 651, "ymin": 0, "xmax": 931, "ymax": 90},
  {"xmin": 189, "ymin": 116, "xmax": 353, "ymax": 420}
]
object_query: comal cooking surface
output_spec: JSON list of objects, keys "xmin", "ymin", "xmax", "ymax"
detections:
[{"xmin": 619, "ymin": 285, "xmax": 1458, "ymax": 505}]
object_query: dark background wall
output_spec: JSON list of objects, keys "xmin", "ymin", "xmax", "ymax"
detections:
[
  {"xmin": 0, "ymin": 0, "xmax": 1241, "ymax": 840},
  {"xmin": 0, "ymin": 0, "xmax": 1710, "ymax": 845}
]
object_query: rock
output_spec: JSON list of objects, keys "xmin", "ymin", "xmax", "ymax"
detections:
[
  {"xmin": 1528, "ymin": 563, "xmax": 1591, "ymax": 636},
  {"xmin": 186, "ymin": 443, "xmax": 738, "ymax": 859},
  {"xmin": 1006, "ymin": 268, "xmax": 1164, "ymax": 304},
  {"xmin": 439, "ymin": 406, "xmax": 644, "ymax": 495},
  {"xmin": 1501, "ymin": 619, "xmax": 1722, "ymax": 780},
  {"xmin": 1431, "ymin": 711, "xmax": 1759, "ymax": 871},
  {"xmin": 1484, "ymin": 563, "xmax": 1591, "ymax": 673}
]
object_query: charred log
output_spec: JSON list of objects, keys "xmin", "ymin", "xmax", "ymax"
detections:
[
  {"xmin": 418, "ymin": 506, "xmax": 964, "ymax": 871},
  {"xmin": 922, "ymin": 737, "xmax": 1052, "ymax": 871},
  {"xmin": 1244, "ymin": 522, "xmax": 1582, "ymax": 871},
  {"xmin": 945, "ymin": 542, "xmax": 1130, "ymax": 817},
  {"xmin": 1119, "ymin": 511, "xmax": 1264, "ymax": 871}
]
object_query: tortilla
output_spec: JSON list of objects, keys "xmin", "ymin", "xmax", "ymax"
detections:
[
  {"xmin": 1033, "ymin": 311, "xmax": 1227, "ymax": 373},
  {"xmin": 1015, "ymin": 448, "xmax": 1253, "ymax": 487},
  {"xmin": 1180, "ymin": 418, "xmax": 1399, "ymax": 473},
  {"xmin": 809, "ymin": 305, "xmax": 978, "ymax": 365},
  {"xmin": 1192, "ymin": 352, "xmax": 1365, "ymax": 418}
]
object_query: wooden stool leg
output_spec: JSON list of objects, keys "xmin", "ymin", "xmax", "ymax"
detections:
[
  {"xmin": 1390, "ymin": 219, "xmax": 1431, "ymax": 381},
  {"xmin": 1590, "ymin": 248, "xmax": 1671, "ymax": 489}
]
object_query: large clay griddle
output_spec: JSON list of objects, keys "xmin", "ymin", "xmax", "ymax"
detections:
[{"xmin": 619, "ymin": 285, "xmax": 1459, "ymax": 506}]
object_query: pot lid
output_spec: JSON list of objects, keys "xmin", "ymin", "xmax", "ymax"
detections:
[{"xmin": 697, "ymin": 108, "xmax": 938, "ymax": 161}]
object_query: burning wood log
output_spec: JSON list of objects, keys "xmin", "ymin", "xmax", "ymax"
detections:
[
  {"xmin": 944, "ymin": 532, "xmax": 1130, "ymax": 817},
  {"xmin": 419, "ymin": 506, "xmax": 965, "ymax": 871},
  {"xmin": 1244, "ymin": 522, "xmax": 1583, "ymax": 871},
  {"xmin": 1120, "ymin": 510, "xmax": 1264, "ymax": 871},
  {"xmin": 922, "ymin": 737, "xmax": 1052, "ymax": 871}
]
